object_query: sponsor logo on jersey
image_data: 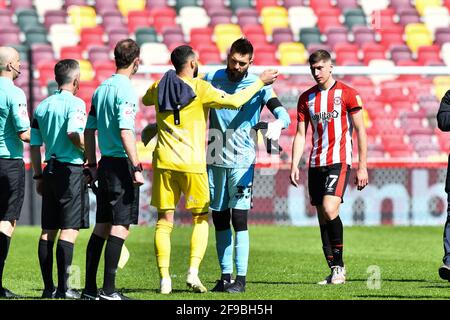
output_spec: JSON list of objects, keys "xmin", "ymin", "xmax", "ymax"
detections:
[
  {"xmin": 18, "ymin": 103, "xmax": 28, "ymax": 119},
  {"xmin": 123, "ymin": 102, "xmax": 135, "ymax": 116},
  {"xmin": 311, "ymin": 110, "xmax": 339, "ymax": 123}
]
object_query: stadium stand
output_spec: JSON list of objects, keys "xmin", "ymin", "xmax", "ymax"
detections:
[{"xmin": 0, "ymin": 0, "xmax": 447, "ymax": 163}]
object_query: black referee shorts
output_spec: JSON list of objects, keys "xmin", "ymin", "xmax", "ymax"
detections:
[
  {"xmin": 0, "ymin": 158, "xmax": 25, "ymax": 221},
  {"xmin": 96, "ymin": 157, "xmax": 139, "ymax": 225},
  {"xmin": 308, "ymin": 163, "xmax": 351, "ymax": 206},
  {"xmin": 41, "ymin": 160, "xmax": 90, "ymax": 230}
]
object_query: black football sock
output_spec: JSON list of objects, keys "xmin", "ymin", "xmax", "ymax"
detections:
[
  {"xmin": 85, "ymin": 233, "xmax": 106, "ymax": 293},
  {"xmin": 56, "ymin": 239, "xmax": 74, "ymax": 293},
  {"xmin": 319, "ymin": 224, "xmax": 334, "ymax": 268},
  {"xmin": 236, "ymin": 275, "xmax": 246, "ymax": 286},
  {"xmin": 221, "ymin": 273, "xmax": 231, "ymax": 282},
  {"xmin": 327, "ymin": 216, "xmax": 344, "ymax": 267},
  {"xmin": 103, "ymin": 235, "xmax": 124, "ymax": 295},
  {"xmin": 0, "ymin": 232, "xmax": 11, "ymax": 289},
  {"xmin": 38, "ymin": 239, "xmax": 55, "ymax": 291}
]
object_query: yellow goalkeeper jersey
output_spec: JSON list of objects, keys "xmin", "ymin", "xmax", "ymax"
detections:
[{"xmin": 142, "ymin": 75, "xmax": 264, "ymax": 173}]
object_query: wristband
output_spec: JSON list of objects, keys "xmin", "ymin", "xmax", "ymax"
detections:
[{"xmin": 132, "ymin": 163, "xmax": 143, "ymax": 173}]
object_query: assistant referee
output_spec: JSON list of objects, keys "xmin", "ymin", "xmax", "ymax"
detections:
[
  {"xmin": 82, "ymin": 39, "xmax": 144, "ymax": 300},
  {"xmin": 0, "ymin": 46, "xmax": 30, "ymax": 298},
  {"xmin": 30, "ymin": 59, "xmax": 89, "ymax": 299}
]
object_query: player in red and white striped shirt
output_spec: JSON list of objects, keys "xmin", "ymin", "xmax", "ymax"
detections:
[{"xmin": 290, "ymin": 50, "xmax": 368, "ymax": 285}]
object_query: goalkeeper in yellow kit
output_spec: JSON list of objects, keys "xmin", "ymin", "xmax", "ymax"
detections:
[{"xmin": 142, "ymin": 45, "xmax": 278, "ymax": 294}]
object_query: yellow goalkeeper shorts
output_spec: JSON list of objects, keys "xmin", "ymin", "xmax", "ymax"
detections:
[{"xmin": 151, "ymin": 168, "xmax": 209, "ymax": 213}]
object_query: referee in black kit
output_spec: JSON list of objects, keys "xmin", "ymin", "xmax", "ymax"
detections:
[
  {"xmin": 0, "ymin": 46, "xmax": 30, "ymax": 298},
  {"xmin": 30, "ymin": 59, "xmax": 89, "ymax": 299},
  {"xmin": 437, "ymin": 89, "xmax": 450, "ymax": 281}
]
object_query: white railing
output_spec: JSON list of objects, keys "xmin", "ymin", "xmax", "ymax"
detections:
[{"xmin": 138, "ymin": 65, "xmax": 450, "ymax": 75}]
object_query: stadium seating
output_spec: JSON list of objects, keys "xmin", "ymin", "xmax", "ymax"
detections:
[{"xmin": 0, "ymin": 0, "xmax": 447, "ymax": 162}]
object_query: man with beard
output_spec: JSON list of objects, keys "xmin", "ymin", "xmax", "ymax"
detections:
[
  {"xmin": 204, "ymin": 38, "xmax": 290, "ymax": 293},
  {"xmin": 142, "ymin": 45, "xmax": 279, "ymax": 294}
]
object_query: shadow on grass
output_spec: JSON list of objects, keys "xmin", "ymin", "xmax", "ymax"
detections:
[
  {"xmin": 419, "ymin": 284, "xmax": 450, "ymax": 289},
  {"xmin": 121, "ymin": 288, "xmax": 190, "ymax": 294},
  {"xmin": 355, "ymin": 294, "xmax": 450, "ymax": 299},
  {"xmin": 248, "ymin": 280, "xmax": 315, "ymax": 285},
  {"xmin": 248, "ymin": 278, "xmax": 435, "ymax": 286},
  {"xmin": 348, "ymin": 278, "xmax": 432, "ymax": 283}
]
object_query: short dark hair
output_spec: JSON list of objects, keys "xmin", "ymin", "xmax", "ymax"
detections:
[
  {"xmin": 54, "ymin": 59, "xmax": 79, "ymax": 86},
  {"xmin": 229, "ymin": 38, "xmax": 253, "ymax": 59},
  {"xmin": 308, "ymin": 49, "xmax": 332, "ymax": 65},
  {"xmin": 114, "ymin": 39, "xmax": 140, "ymax": 69},
  {"xmin": 170, "ymin": 45, "xmax": 195, "ymax": 73}
]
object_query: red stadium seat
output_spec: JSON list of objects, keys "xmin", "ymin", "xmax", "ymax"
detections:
[
  {"xmin": 150, "ymin": 7, "xmax": 177, "ymax": 34},
  {"xmin": 334, "ymin": 42, "xmax": 358, "ymax": 56},
  {"xmin": 78, "ymin": 80, "xmax": 99, "ymax": 108},
  {"xmin": 253, "ymin": 47, "xmax": 279, "ymax": 65},
  {"xmin": 362, "ymin": 43, "xmax": 386, "ymax": 65},
  {"xmin": 255, "ymin": 0, "xmax": 279, "ymax": 13},
  {"xmin": 387, "ymin": 149, "xmax": 414, "ymax": 158},
  {"xmin": 37, "ymin": 60, "xmax": 57, "ymax": 87},
  {"xmin": 379, "ymin": 26, "xmax": 405, "ymax": 49},
  {"xmin": 318, "ymin": 15, "xmax": 342, "ymax": 34},
  {"xmin": 60, "ymin": 46, "xmax": 84, "ymax": 60},
  {"xmin": 127, "ymin": 10, "xmax": 151, "ymax": 33},
  {"xmin": 80, "ymin": 26, "xmax": 105, "ymax": 51},
  {"xmin": 190, "ymin": 27, "xmax": 214, "ymax": 50},
  {"xmin": 417, "ymin": 45, "xmax": 442, "ymax": 65},
  {"xmin": 94, "ymin": 60, "xmax": 116, "ymax": 83},
  {"xmin": 243, "ymin": 24, "xmax": 268, "ymax": 46},
  {"xmin": 198, "ymin": 45, "xmax": 222, "ymax": 64},
  {"xmin": 310, "ymin": 0, "xmax": 335, "ymax": 12},
  {"xmin": 370, "ymin": 9, "xmax": 397, "ymax": 29}
]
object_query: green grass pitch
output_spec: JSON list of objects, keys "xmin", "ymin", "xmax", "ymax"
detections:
[{"xmin": 2, "ymin": 225, "xmax": 450, "ymax": 300}]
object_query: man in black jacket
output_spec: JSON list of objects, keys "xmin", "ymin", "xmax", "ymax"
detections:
[{"xmin": 437, "ymin": 90, "xmax": 450, "ymax": 281}]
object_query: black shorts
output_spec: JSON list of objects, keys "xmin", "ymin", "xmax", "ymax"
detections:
[
  {"xmin": 96, "ymin": 157, "xmax": 139, "ymax": 225},
  {"xmin": 0, "ymin": 158, "xmax": 25, "ymax": 221},
  {"xmin": 308, "ymin": 163, "xmax": 351, "ymax": 206},
  {"xmin": 41, "ymin": 160, "xmax": 90, "ymax": 230}
]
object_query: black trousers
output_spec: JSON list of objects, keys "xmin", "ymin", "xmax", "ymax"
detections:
[{"xmin": 444, "ymin": 154, "xmax": 450, "ymax": 265}]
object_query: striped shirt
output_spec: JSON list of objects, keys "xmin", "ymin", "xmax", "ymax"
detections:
[{"xmin": 297, "ymin": 81, "xmax": 362, "ymax": 168}]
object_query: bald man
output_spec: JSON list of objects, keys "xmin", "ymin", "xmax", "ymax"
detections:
[{"xmin": 0, "ymin": 46, "xmax": 30, "ymax": 298}]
